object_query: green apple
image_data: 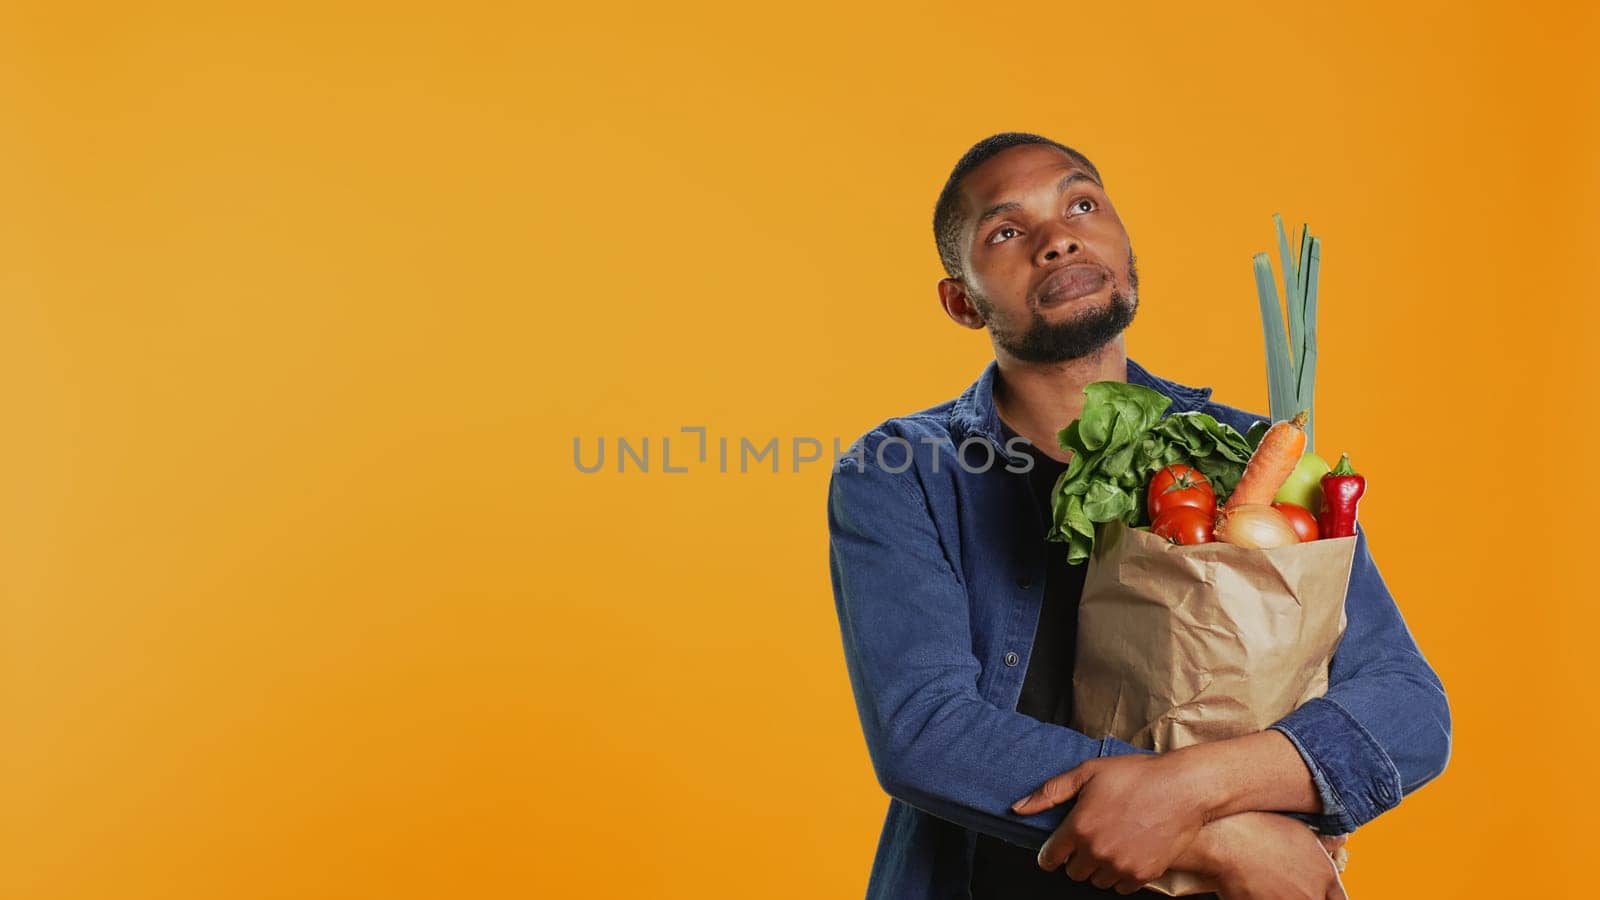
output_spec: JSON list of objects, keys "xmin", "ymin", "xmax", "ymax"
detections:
[{"xmin": 1273, "ymin": 451, "xmax": 1332, "ymax": 514}]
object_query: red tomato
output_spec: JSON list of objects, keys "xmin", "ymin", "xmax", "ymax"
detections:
[
  {"xmin": 1148, "ymin": 464, "xmax": 1216, "ymax": 520},
  {"xmin": 1150, "ymin": 506, "xmax": 1215, "ymax": 545},
  {"xmin": 1271, "ymin": 502, "xmax": 1320, "ymax": 543}
]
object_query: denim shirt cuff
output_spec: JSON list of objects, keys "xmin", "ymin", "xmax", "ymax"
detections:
[
  {"xmin": 1096, "ymin": 734, "xmax": 1157, "ymax": 758},
  {"xmin": 1270, "ymin": 697, "xmax": 1403, "ymax": 834}
]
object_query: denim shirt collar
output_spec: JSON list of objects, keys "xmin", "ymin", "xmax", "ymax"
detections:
[{"xmin": 948, "ymin": 356, "xmax": 1215, "ymax": 454}]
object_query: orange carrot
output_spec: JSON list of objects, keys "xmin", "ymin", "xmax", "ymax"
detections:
[{"xmin": 1225, "ymin": 410, "xmax": 1309, "ymax": 509}]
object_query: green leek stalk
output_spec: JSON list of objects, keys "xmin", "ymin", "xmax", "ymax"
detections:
[{"xmin": 1250, "ymin": 214, "xmax": 1320, "ymax": 452}]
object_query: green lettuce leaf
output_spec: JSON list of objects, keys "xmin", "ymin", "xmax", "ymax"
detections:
[{"xmin": 1046, "ymin": 383, "xmax": 1254, "ymax": 564}]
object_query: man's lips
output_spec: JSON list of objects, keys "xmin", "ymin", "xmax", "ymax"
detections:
[{"xmin": 1035, "ymin": 264, "xmax": 1108, "ymax": 306}]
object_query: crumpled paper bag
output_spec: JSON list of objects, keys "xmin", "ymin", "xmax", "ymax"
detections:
[{"xmin": 1070, "ymin": 521, "xmax": 1358, "ymax": 896}]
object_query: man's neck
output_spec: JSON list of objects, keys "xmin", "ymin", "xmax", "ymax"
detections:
[{"xmin": 992, "ymin": 336, "xmax": 1128, "ymax": 464}]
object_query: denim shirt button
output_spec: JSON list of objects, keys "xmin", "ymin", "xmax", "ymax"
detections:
[
  {"xmin": 1016, "ymin": 575, "xmax": 1033, "ymax": 590},
  {"xmin": 1004, "ymin": 651, "xmax": 1020, "ymax": 667}
]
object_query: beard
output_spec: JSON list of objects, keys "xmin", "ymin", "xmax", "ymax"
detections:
[{"xmin": 973, "ymin": 252, "xmax": 1140, "ymax": 365}]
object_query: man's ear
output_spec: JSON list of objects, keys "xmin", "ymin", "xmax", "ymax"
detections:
[{"xmin": 938, "ymin": 277, "xmax": 987, "ymax": 330}]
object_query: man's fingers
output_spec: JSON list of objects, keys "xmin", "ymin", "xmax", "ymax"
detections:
[
  {"xmin": 1036, "ymin": 828, "xmax": 1075, "ymax": 871},
  {"xmin": 1326, "ymin": 868, "xmax": 1350, "ymax": 900},
  {"xmin": 1012, "ymin": 765, "xmax": 1092, "ymax": 815},
  {"xmin": 1064, "ymin": 850, "xmax": 1098, "ymax": 882}
]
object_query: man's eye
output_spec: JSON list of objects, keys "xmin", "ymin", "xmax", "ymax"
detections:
[
  {"xmin": 1070, "ymin": 198, "xmax": 1097, "ymax": 215},
  {"xmin": 989, "ymin": 226, "xmax": 1020, "ymax": 244}
]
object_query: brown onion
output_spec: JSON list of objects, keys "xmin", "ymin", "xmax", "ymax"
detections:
[{"xmin": 1214, "ymin": 503, "xmax": 1300, "ymax": 549}]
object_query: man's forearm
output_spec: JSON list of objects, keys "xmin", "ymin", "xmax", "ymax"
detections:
[
  {"xmin": 1167, "ymin": 729, "xmax": 1324, "ymax": 820},
  {"xmin": 1169, "ymin": 814, "xmax": 1232, "ymax": 878},
  {"xmin": 1265, "ymin": 525, "xmax": 1452, "ymax": 833},
  {"xmin": 1171, "ymin": 810, "xmax": 1347, "ymax": 894},
  {"xmin": 880, "ymin": 698, "xmax": 1152, "ymax": 848}
]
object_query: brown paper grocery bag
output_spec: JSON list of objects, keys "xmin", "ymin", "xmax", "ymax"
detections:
[{"xmin": 1069, "ymin": 521, "xmax": 1358, "ymax": 896}]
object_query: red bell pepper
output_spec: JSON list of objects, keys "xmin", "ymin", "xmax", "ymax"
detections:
[{"xmin": 1318, "ymin": 454, "xmax": 1365, "ymax": 538}]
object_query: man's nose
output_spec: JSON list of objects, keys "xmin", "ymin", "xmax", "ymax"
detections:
[{"xmin": 1036, "ymin": 226, "xmax": 1081, "ymax": 265}]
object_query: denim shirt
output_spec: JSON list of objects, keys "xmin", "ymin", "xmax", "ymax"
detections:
[{"xmin": 826, "ymin": 358, "xmax": 1451, "ymax": 900}]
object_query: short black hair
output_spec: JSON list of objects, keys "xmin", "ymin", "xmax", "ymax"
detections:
[{"xmin": 932, "ymin": 132, "xmax": 1102, "ymax": 279}]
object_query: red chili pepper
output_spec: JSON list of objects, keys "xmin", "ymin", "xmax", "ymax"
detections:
[{"xmin": 1318, "ymin": 454, "xmax": 1365, "ymax": 538}]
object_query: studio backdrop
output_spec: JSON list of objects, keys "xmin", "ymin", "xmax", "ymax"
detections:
[{"xmin": 3, "ymin": 2, "xmax": 1596, "ymax": 898}]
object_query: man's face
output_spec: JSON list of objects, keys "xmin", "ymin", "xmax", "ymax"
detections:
[{"xmin": 940, "ymin": 144, "xmax": 1139, "ymax": 364}]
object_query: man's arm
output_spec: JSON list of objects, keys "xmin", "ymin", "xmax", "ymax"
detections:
[
  {"xmin": 827, "ymin": 432, "xmax": 1149, "ymax": 848},
  {"xmin": 1012, "ymin": 522, "xmax": 1452, "ymax": 885},
  {"xmin": 1264, "ymin": 522, "xmax": 1452, "ymax": 833},
  {"xmin": 1174, "ymin": 812, "xmax": 1348, "ymax": 900},
  {"xmin": 1014, "ymin": 756, "xmax": 1350, "ymax": 895},
  {"xmin": 1010, "ymin": 730, "xmax": 1324, "ymax": 886},
  {"xmin": 1119, "ymin": 525, "xmax": 1453, "ymax": 836}
]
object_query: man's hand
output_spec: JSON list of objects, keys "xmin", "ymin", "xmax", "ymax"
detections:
[
  {"xmin": 1010, "ymin": 754, "xmax": 1211, "ymax": 893},
  {"xmin": 1196, "ymin": 812, "xmax": 1348, "ymax": 900},
  {"xmin": 1009, "ymin": 729, "xmax": 1333, "ymax": 891}
]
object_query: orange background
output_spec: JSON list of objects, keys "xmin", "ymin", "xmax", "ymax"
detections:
[{"xmin": 2, "ymin": 1, "xmax": 1596, "ymax": 897}]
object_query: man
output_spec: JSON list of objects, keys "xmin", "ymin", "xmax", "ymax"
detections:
[{"xmin": 826, "ymin": 132, "xmax": 1451, "ymax": 899}]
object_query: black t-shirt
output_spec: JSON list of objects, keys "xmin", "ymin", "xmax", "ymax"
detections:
[{"xmin": 969, "ymin": 423, "xmax": 1216, "ymax": 900}]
